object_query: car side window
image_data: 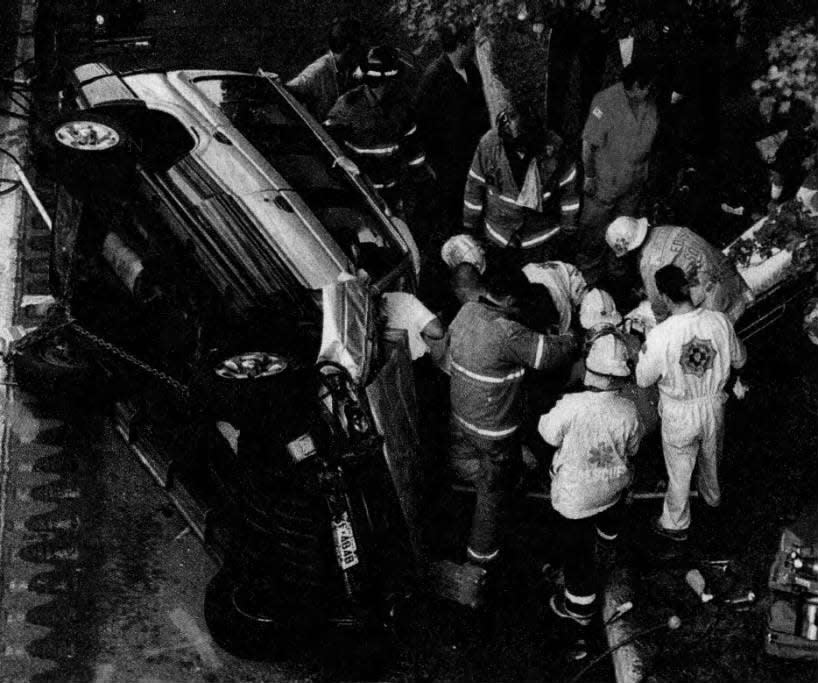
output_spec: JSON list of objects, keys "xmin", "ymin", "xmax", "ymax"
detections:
[{"xmin": 192, "ymin": 75, "xmax": 404, "ymax": 283}]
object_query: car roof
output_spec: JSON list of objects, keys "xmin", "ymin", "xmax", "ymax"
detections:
[{"xmin": 71, "ymin": 64, "xmax": 355, "ymax": 291}]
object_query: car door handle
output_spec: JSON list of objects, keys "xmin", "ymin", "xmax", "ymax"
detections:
[{"xmin": 274, "ymin": 195, "xmax": 294, "ymax": 213}]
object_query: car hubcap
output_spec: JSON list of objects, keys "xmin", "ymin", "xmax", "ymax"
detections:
[
  {"xmin": 54, "ymin": 121, "xmax": 121, "ymax": 151},
  {"xmin": 214, "ymin": 352, "xmax": 288, "ymax": 380}
]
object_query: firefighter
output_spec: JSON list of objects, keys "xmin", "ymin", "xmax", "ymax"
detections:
[
  {"xmin": 286, "ymin": 15, "xmax": 364, "ymax": 122},
  {"xmin": 604, "ymin": 215, "xmax": 753, "ymax": 323},
  {"xmin": 636, "ymin": 264, "xmax": 746, "ymax": 541},
  {"xmin": 324, "ymin": 45, "xmax": 432, "ymax": 216},
  {"xmin": 522, "ymin": 260, "xmax": 589, "ymax": 335},
  {"xmin": 540, "ymin": 331, "xmax": 643, "ymax": 626},
  {"xmin": 448, "ymin": 265, "xmax": 577, "ymax": 576},
  {"xmin": 462, "ymin": 106, "xmax": 581, "ymax": 267}
]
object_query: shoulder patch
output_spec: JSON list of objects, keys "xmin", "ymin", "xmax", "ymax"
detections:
[{"xmin": 592, "ymin": 106, "xmax": 604, "ymax": 119}]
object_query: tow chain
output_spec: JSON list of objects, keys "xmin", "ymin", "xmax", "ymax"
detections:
[
  {"xmin": 12, "ymin": 303, "xmax": 191, "ymax": 401},
  {"xmin": 8, "ymin": 171, "xmax": 191, "ymax": 400},
  {"xmin": 68, "ymin": 321, "xmax": 191, "ymax": 400}
]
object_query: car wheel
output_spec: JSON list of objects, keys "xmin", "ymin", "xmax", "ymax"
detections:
[
  {"xmin": 190, "ymin": 350, "xmax": 296, "ymax": 424},
  {"xmin": 12, "ymin": 334, "xmax": 98, "ymax": 400},
  {"xmin": 203, "ymin": 566, "xmax": 323, "ymax": 661},
  {"xmin": 51, "ymin": 111, "xmax": 127, "ymax": 153},
  {"xmin": 33, "ymin": 112, "xmax": 134, "ymax": 195}
]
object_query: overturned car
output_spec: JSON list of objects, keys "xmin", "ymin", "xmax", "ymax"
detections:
[{"xmin": 15, "ymin": 62, "xmax": 431, "ymax": 658}]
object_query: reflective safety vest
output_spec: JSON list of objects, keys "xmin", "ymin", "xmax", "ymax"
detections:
[
  {"xmin": 463, "ymin": 129, "xmax": 581, "ymax": 249},
  {"xmin": 448, "ymin": 299, "xmax": 576, "ymax": 439},
  {"xmin": 324, "ymin": 85, "xmax": 426, "ymax": 192}
]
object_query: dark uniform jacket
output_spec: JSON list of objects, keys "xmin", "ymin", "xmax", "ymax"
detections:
[
  {"xmin": 324, "ymin": 84, "xmax": 426, "ymax": 193},
  {"xmin": 448, "ymin": 299, "xmax": 576, "ymax": 439},
  {"xmin": 463, "ymin": 129, "xmax": 581, "ymax": 249}
]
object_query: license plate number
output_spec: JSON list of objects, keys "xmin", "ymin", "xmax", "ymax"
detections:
[{"xmin": 332, "ymin": 517, "xmax": 359, "ymax": 570}]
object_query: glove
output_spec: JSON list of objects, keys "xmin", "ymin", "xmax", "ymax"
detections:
[{"xmin": 732, "ymin": 378, "xmax": 748, "ymax": 400}]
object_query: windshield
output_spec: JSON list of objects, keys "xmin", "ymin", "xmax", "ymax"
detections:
[{"xmin": 192, "ymin": 75, "xmax": 405, "ymax": 283}]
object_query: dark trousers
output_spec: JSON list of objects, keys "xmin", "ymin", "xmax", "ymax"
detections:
[
  {"xmin": 449, "ymin": 420, "xmax": 520, "ymax": 559},
  {"xmin": 558, "ymin": 497, "xmax": 626, "ymax": 617}
]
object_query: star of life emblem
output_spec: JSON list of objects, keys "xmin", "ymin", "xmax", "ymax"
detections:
[{"xmin": 680, "ymin": 336, "xmax": 716, "ymax": 377}]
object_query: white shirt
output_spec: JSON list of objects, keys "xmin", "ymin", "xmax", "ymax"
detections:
[
  {"xmin": 523, "ymin": 261, "xmax": 588, "ymax": 334},
  {"xmin": 636, "ymin": 308, "xmax": 747, "ymax": 403},
  {"xmin": 540, "ymin": 390, "xmax": 643, "ymax": 519},
  {"xmin": 380, "ymin": 292, "xmax": 438, "ymax": 361}
]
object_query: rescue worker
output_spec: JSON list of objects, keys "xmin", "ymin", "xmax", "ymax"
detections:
[
  {"xmin": 286, "ymin": 15, "xmax": 364, "ymax": 122},
  {"xmin": 523, "ymin": 260, "xmax": 589, "ymax": 335},
  {"xmin": 578, "ymin": 59, "xmax": 659, "ymax": 285},
  {"xmin": 605, "ymin": 215, "xmax": 753, "ymax": 323},
  {"xmin": 540, "ymin": 332, "xmax": 643, "ymax": 626},
  {"xmin": 324, "ymin": 46, "xmax": 432, "ymax": 214},
  {"xmin": 415, "ymin": 20, "xmax": 489, "ymax": 236},
  {"xmin": 462, "ymin": 106, "xmax": 581, "ymax": 266},
  {"xmin": 448, "ymin": 265, "xmax": 577, "ymax": 577},
  {"xmin": 636, "ymin": 264, "xmax": 746, "ymax": 541}
]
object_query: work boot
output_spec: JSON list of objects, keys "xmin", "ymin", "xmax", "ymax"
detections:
[{"xmin": 549, "ymin": 593, "xmax": 593, "ymax": 627}]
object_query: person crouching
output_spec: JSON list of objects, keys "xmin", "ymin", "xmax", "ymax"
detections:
[{"xmin": 539, "ymin": 332, "xmax": 644, "ymax": 626}]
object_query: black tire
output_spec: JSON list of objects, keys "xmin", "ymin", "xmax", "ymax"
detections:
[
  {"xmin": 204, "ymin": 567, "xmax": 324, "ymax": 661},
  {"xmin": 12, "ymin": 335, "xmax": 97, "ymax": 401},
  {"xmin": 190, "ymin": 351, "xmax": 311, "ymax": 428},
  {"xmin": 33, "ymin": 111, "xmax": 135, "ymax": 196}
]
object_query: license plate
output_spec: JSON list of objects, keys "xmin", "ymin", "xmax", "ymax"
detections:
[
  {"xmin": 286, "ymin": 433, "xmax": 316, "ymax": 463},
  {"xmin": 332, "ymin": 517, "xmax": 359, "ymax": 570}
]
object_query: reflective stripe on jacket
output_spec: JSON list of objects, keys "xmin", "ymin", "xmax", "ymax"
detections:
[
  {"xmin": 448, "ymin": 300, "xmax": 576, "ymax": 438},
  {"xmin": 325, "ymin": 85, "xmax": 426, "ymax": 191},
  {"xmin": 463, "ymin": 129, "xmax": 580, "ymax": 248}
]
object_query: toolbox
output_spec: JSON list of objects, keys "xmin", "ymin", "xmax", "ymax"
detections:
[{"xmin": 765, "ymin": 506, "xmax": 818, "ymax": 660}]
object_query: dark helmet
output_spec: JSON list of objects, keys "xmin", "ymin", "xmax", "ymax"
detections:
[{"xmin": 364, "ymin": 45, "xmax": 401, "ymax": 86}]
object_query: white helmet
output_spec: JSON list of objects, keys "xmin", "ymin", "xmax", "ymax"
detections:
[
  {"xmin": 579, "ymin": 288, "xmax": 622, "ymax": 330},
  {"xmin": 441, "ymin": 234, "xmax": 486, "ymax": 274},
  {"xmin": 585, "ymin": 333, "xmax": 630, "ymax": 377},
  {"xmin": 605, "ymin": 216, "xmax": 649, "ymax": 257}
]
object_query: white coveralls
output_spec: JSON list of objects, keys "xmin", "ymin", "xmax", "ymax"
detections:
[
  {"xmin": 636, "ymin": 309, "xmax": 747, "ymax": 531},
  {"xmin": 522, "ymin": 261, "xmax": 589, "ymax": 334}
]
